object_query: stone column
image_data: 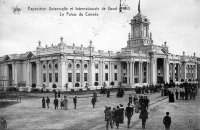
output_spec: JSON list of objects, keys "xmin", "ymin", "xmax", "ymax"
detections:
[
  {"xmin": 118, "ymin": 61, "xmax": 121, "ymax": 84},
  {"xmin": 194, "ymin": 63, "xmax": 197, "ymax": 80},
  {"xmin": 172, "ymin": 63, "xmax": 176, "ymax": 82},
  {"xmin": 146, "ymin": 62, "xmax": 149, "ymax": 84},
  {"xmin": 61, "ymin": 59, "xmax": 66, "ymax": 90},
  {"xmin": 177, "ymin": 64, "xmax": 181, "ymax": 82},
  {"xmin": 12, "ymin": 61, "xmax": 17, "ymax": 86},
  {"xmin": 181, "ymin": 62, "xmax": 186, "ymax": 81},
  {"xmin": 73, "ymin": 59, "xmax": 76, "ymax": 87},
  {"xmin": 164, "ymin": 59, "xmax": 169, "ymax": 83},
  {"xmin": 150, "ymin": 57, "xmax": 156, "ymax": 85},
  {"xmin": 140, "ymin": 62, "xmax": 143, "ymax": 83},
  {"xmin": 36, "ymin": 60, "xmax": 41, "ymax": 88},
  {"xmin": 132, "ymin": 61, "xmax": 135, "ymax": 84},
  {"xmin": 26, "ymin": 60, "xmax": 31, "ymax": 87},
  {"xmin": 130, "ymin": 61, "xmax": 133, "ymax": 85},
  {"xmin": 46, "ymin": 61, "xmax": 49, "ymax": 88},
  {"xmin": 81, "ymin": 59, "xmax": 84, "ymax": 87},
  {"xmin": 109, "ymin": 61, "xmax": 112, "ymax": 84},
  {"xmin": 88, "ymin": 58, "xmax": 94, "ymax": 87},
  {"xmin": 99, "ymin": 60, "xmax": 102, "ymax": 86},
  {"xmin": 127, "ymin": 61, "xmax": 130, "ymax": 85}
]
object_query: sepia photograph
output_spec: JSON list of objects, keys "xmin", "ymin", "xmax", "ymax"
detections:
[{"xmin": 0, "ymin": 0, "xmax": 200, "ymax": 129}]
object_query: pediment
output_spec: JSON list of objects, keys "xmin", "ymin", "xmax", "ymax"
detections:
[
  {"xmin": 26, "ymin": 51, "xmax": 35, "ymax": 59},
  {"xmin": 156, "ymin": 48, "xmax": 167, "ymax": 54},
  {"xmin": 3, "ymin": 55, "xmax": 11, "ymax": 61}
]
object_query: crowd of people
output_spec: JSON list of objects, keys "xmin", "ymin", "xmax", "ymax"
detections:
[
  {"xmin": 104, "ymin": 94, "xmax": 150, "ymax": 129},
  {"xmin": 160, "ymin": 82, "xmax": 199, "ymax": 102}
]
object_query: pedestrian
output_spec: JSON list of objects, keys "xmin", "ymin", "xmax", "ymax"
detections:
[
  {"xmin": 111, "ymin": 107, "xmax": 116, "ymax": 124},
  {"xmin": 60, "ymin": 99, "xmax": 64, "ymax": 109},
  {"xmin": 0, "ymin": 117, "xmax": 7, "ymax": 130},
  {"xmin": 42, "ymin": 97, "xmax": 45, "ymax": 108},
  {"xmin": 135, "ymin": 100, "xmax": 140, "ymax": 113},
  {"xmin": 115, "ymin": 106, "xmax": 120, "ymax": 129},
  {"xmin": 63, "ymin": 96, "xmax": 68, "ymax": 110},
  {"xmin": 119, "ymin": 104, "xmax": 124, "ymax": 124},
  {"xmin": 104, "ymin": 107, "xmax": 113, "ymax": 129},
  {"xmin": 163, "ymin": 112, "xmax": 171, "ymax": 130},
  {"xmin": 73, "ymin": 96, "xmax": 77, "ymax": 109},
  {"xmin": 125, "ymin": 103, "xmax": 133, "ymax": 128},
  {"xmin": 46, "ymin": 96, "xmax": 50, "ymax": 108},
  {"xmin": 107, "ymin": 90, "xmax": 110, "ymax": 98},
  {"xmin": 91, "ymin": 97, "xmax": 96, "ymax": 108},
  {"xmin": 139, "ymin": 102, "xmax": 148, "ymax": 129},
  {"xmin": 129, "ymin": 95, "xmax": 133, "ymax": 104},
  {"xmin": 58, "ymin": 90, "xmax": 61, "ymax": 98},
  {"xmin": 54, "ymin": 90, "xmax": 57, "ymax": 98},
  {"xmin": 54, "ymin": 97, "xmax": 59, "ymax": 110},
  {"xmin": 133, "ymin": 96, "xmax": 138, "ymax": 105}
]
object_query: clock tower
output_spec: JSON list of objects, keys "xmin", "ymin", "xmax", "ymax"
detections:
[{"xmin": 127, "ymin": 0, "xmax": 152, "ymax": 48}]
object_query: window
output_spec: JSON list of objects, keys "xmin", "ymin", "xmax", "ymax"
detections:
[
  {"xmin": 76, "ymin": 73, "xmax": 80, "ymax": 82},
  {"xmin": 68, "ymin": 63, "xmax": 72, "ymax": 69},
  {"xmin": 48, "ymin": 64, "xmax": 52, "ymax": 70},
  {"xmin": 76, "ymin": 64, "xmax": 80, "ymax": 69},
  {"xmin": 95, "ymin": 64, "xmax": 98, "ymax": 69},
  {"xmin": 68, "ymin": 73, "xmax": 72, "ymax": 82},
  {"xmin": 95, "ymin": 73, "xmax": 98, "ymax": 81},
  {"xmin": 105, "ymin": 73, "xmax": 108, "ymax": 81},
  {"xmin": 84, "ymin": 64, "xmax": 88, "ymax": 69},
  {"xmin": 54, "ymin": 63, "xmax": 58, "ymax": 70},
  {"xmin": 105, "ymin": 64, "xmax": 108, "ymax": 69},
  {"xmin": 114, "ymin": 73, "xmax": 117, "ymax": 81},
  {"xmin": 43, "ymin": 73, "xmax": 46, "ymax": 82},
  {"xmin": 43, "ymin": 65, "xmax": 46, "ymax": 70},
  {"xmin": 114, "ymin": 65, "xmax": 117, "ymax": 69},
  {"xmin": 84, "ymin": 73, "xmax": 87, "ymax": 81},
  {"xmin": 49, "ymin": 73, "xmax": 52, "ymax": 82},
  {"xmin": 55, "ymin": 73, "xmax": 58, "ymax": 82}
]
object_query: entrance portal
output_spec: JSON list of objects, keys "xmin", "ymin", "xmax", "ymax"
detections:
[
  {"xmin": 157, "ymin": 58, "xmax": 164, "ymax": 83},
  {"xmin": 31, "ymin": 62, "xmax": 37, "ymax": 87},
  {"xmin": 8, "ymin": 64, "xmax": 13, "ymax": 86}
]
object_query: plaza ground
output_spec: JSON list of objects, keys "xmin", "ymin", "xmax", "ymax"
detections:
[{"xmin": 0, "ymin": 90, "xmax": 200, "ymax": 130}]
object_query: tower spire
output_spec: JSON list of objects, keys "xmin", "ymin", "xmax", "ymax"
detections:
[{"xmin": 138, "ymin": 0, "xmax": 141, "ymax": 13}]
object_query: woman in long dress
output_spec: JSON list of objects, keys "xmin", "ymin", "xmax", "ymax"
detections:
[
  {"xmin": 63, "ymin": 96, "xmax": 68, "ymax": 110},
  {"xmin": 135, "ymin": 100, "xmax": 140, "ymax": 113}
]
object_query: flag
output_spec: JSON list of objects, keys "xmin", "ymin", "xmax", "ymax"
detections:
[{"xmin": 138, "ymin": 0, "xmax": 141, "ymax": 13}]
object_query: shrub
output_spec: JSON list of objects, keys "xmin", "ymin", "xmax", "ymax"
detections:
[{"xmin": 7, "ymin": 87, "xmax": 19, "ymax": 92}]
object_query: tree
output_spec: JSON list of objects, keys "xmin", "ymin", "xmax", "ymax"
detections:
[
  {"xmin": 103, "ymin": 82, "xmax": 106, "ymax": 88},
  {"xmin": 94, "ymin": 82, "xmax": 99, "ymax": 90},
  {"xmin": 52, "ymin": 84, "xmax": 57, "ymax": 91},
  {"xmin": 85, "ymin": 83, "xmax": 89, "ymax": 90},
  {"xmin": 65, "ymin": 83, "xmax": 68, "ymax": 90},
  {"xmin": 110, "ymin": 81, "xmax": 115, "ymax": 89},
  {"xmin": 75, "ymin": 83, "xmax": 80, "ymax": 91}
]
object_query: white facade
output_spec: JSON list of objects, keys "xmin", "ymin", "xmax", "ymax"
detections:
[{"xmin": 0, "ymin": 4, "xmax": 199, "ymax": 91}]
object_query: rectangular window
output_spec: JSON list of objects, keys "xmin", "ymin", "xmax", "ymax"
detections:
[
  {"xmin": 43, "ymin": 73, "xmax": 46, "ymax": 82},
  {"xmin": 49, "ymin": 73, "xmax": 52, "ymax": 82},
  {"xmin": 76, "ymin": 73, "xmax": 80, "ymax": 82},
  {"xmin": 105, "ymin": 64, "xmax": 108, "ymax": 69},
  {"xmin": 84, "ymin": 73, "xmax": 87, "ymax": 81},
  {"xmin": 55, "ymin": 73, "xmax": 58, "ymax": 82},
  {"xmin": 95, "ymin": 73, "xmax": 98, "ymax": 81},
  {"xmin": 114, "ymin": 73, "xmax": 117, "ymax": 81},
  {"xmin": 68, "ymin": 73, "xmax": 72, "ymax": 82},
  {"xmin": 105, "ymin": 73, "xmax": 108, "ymax": 81},
  {"xmin": 114, "ymin": 65, "xmax": 117, "ymax": 69}
]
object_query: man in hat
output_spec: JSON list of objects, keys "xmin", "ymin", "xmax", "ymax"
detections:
[
  {"xmin": 163, "ymin": 112, "xmax": 171, "ymax": 130},
  {"xmin": 125, "ymin": 103, "xmax": 133, "ymax": 128}
]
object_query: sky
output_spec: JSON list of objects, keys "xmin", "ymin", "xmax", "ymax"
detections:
[{"xmin": 0, "ymin": 0, "xmax": 200, "ymax": 57}]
